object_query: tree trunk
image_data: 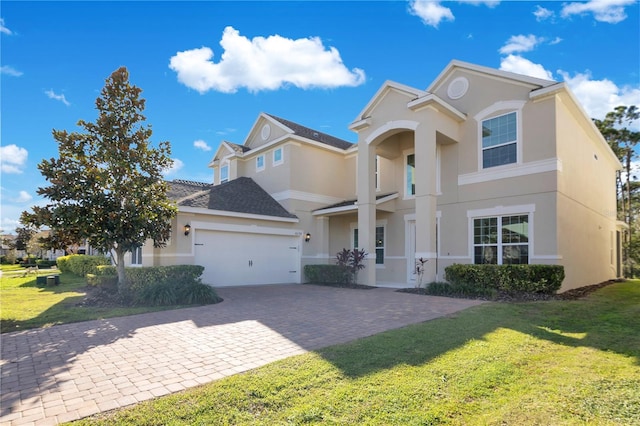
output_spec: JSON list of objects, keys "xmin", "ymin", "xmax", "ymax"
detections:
[{"xmin": 114, "ymin": 248, "xmax": 128, "ymax": 294}]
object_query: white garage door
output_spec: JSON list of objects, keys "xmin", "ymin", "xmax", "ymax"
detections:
[{"xmin": 194, "ymin": 230, "xmax": 300, "ymax": 286}]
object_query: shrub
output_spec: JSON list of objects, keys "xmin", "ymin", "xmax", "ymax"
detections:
[
  {"xmin": 36, "ymin": 259, "xmax": 57, "ymax": 268},
  {"xmin": 178, "ymin": 281, "xmax": 222, "ymax": 305},
  {"xmin": 138, "ymin": 281, "xmax": 178, "ymax": 306},
  {"xmin": 86, "ymin": 273, "xmax": 118, "ymax": 290},
  {"xmin": 56, "ymin": 254, "xmax": 111, "ymax": 276},
  {"xmin": 335, "ymin": 248, "xmax": 367, "ymax": 284},
  {"xmin": 445, "ymin": 264, "xmax": 564, "ymax": 295},
  {"xmin": 304, "ymin": 264, "xmax": 349, "ymax": 284}
]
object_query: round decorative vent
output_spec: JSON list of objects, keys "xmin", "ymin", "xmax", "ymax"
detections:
[
  {"xmin": 261, "ymin": 124, "xmax": 271, "ymax": 140},
  {"xmin": 447, "ymin": 77, "xmax": 469, "ymax": 100}
]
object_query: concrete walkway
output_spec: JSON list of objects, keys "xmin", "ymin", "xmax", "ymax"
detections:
[{"xmin": 1, "ymin": 284, "xmax": 484, "ymax": 425}]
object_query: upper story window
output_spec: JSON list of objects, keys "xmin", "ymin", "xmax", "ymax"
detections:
[
  {"xmin": 256, "ymin": 155, "xmax": 265, "ymax": 172},
  {"xmin": 482, "ymin": 112, "xmax": 517, "ymax": 168},
  {"xmin": 220, "ymin": 164, "xmax": 229, "ymax": 183},
  {"xmin": 406, "ymin": 152, "xmax": 415, "ymax": 197},
  {"xmin": 273, "ymin": 147, "xmax": 283, "ymax": 166}
]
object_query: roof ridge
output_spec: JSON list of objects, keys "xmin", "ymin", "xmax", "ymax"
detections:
[
  {"xmin": 265, "ymin": 113, "xmax": 354, "ymax": 150},
  {"xmin": 172, "ymin": 179, "xmax": 212, "ymax": 187}
]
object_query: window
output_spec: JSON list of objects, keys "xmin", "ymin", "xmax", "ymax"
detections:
[
  {"xmin": 353, "ymin": 226, "xmax": 385, "ymax": 265},
  {"xmin": 406, "ymin": 153, "xmax": 415, "ymax": 197},
  {"xmin": 273, "ymin": 148, "xmax": 283, "ymax": 166},
  {"xmin": 256, "ymin": 155, "xmax": 265, "ymax": 172},
  {"xmin": 220, "ymin": 165, "xmax": 229, "ymax": 183},
  {"xmin": 482, "ymin": 112, "xmax": 517, "ymax": 168},
  {"xmin": 131, "ymin": 246, "xmax": 142, "ymax": 265},
  {"xmin": 474, "ymin": 214, "xmax": 528, "ymax": 264}
]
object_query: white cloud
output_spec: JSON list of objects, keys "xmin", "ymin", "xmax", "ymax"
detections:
[
  {"xmin": 0, "ymin": 217, "xmax": 21, "ymax": 234},
  {"xmin": 409, "ymin": 0, "xmax": 455, "ymax": 28},
  {"xmin": 169, "ymin": 26, "xmax": 365, "ymax": 94},
  {"xmin": 461, "ymin": 0, "xmax": 500, "ymax": 7},
  {"xmin": 193, "ymin": 139, "xmax": 212, "ymax": 151},
  {"xmin": 499, "ymin": 34, "xmax": 543, "ymax": 55},
  {"xmin": 0, "ymin": 18, "xmax": 12, "ymax": 35},
  {"xmin": 499, "ymin": 55, "xmax": 554, "ymax": 81},
  {"xmin": 533, "ymin": 5, "xmax": 554, "ymax": 21},
  {"xmin": 0, "ymin": 144, "xmax": 29, "ymax": 174},
  {"xmin": 561, "ymin": 0, "xmax": 635, "ymax": 24},
  {"xmin": 549, "ymin": 37, "xmax": 563, "ymax": 45},
  {"xmin": 45, "ymin": 89, "xmax": 70, "ymax": 106},
  {"xmin": 1, "ymin": 65, "xmax": 22, "ymax": 77},
  {"xmin": 558, "ymin": 70, "xmax": 640, "ymax": 127},
  {"xmin": 15, "ymin": 191, "xmax": 33, "ymax": 203},
  {"xmin": 163, "ymin": 158, "xmax": 184, "ymax": 176}
]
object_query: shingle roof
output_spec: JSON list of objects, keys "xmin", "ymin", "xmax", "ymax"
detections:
[
  {"xmin": 266, "ymin": 113, "xmax": 354, "ymax": 150},
  {"xmin": 169, "ymin": 177, "xmax": 297, "ymax": 219},
  {"xmin": 313, "ymin": 193, "xmax": 397, "ymax": 212},
  {"xmin": 224, "ymin": 141, "xmax": 251, "ymax": 154}
]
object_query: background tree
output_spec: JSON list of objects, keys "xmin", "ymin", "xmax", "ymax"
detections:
[
  {"xmin": 594, "ymin": 105, "xmax": 640, "ymax": 276},
  {"xmin": 14, "ymin": 226, "xmax": 36, "ymax": 260},
  {"xmin": 594, "ymin": 106, "xmax": 640, "ymax": 225},
  {"xmin": 21, "ymin": 67, "xmax": 177, "ymax": 292}
]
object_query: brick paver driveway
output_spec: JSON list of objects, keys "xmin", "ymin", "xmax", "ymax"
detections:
[{"xmin": 1, "ymin": 284, "xmax": 484, "ymax": 425}]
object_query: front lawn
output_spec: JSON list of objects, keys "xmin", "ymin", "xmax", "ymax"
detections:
[
  {"xmin": 0, "ymin": 266, "xmax": 182, "ymax": 333},
  {"xmin": 72, "ymin": 280, "xmax": 640, "ymax": 425}
]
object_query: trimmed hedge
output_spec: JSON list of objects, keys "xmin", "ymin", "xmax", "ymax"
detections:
[
  {"xmin": 88, "ymin": 265, "xmax": 220, "ymax": 306},
  {"xmin": 304, "ymin": 264, "xmax": 349, "ymax": 284},
  {"xmin": 36, "ymin": 259, "xmax": 57, "ymax": 268},
  {"xmin": 444, "ymin": 264, "xmax": 565, "ymax": 294},
  {"xmin": 56, "ymin": 254, "xmax": 111, "ymax": 276}
]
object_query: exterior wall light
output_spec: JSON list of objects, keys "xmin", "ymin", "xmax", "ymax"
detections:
[
  {"xmin": 184, "ymin": 224, "xmax": 191, "ymax": 236},
  {"xmin": 305, "ymin": 233, "xmax": 311, "ymax": 242}
]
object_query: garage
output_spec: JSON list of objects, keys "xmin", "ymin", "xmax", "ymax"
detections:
[{"xmin": 194, "ymin": 229, "xmax": 301, "ymax": 286}]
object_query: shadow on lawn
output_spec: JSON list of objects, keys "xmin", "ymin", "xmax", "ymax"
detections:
[
  {"xmin": 1, "ymin": 280, "xmax": 637, "ymax": 421},
  {"xmin": 319, "ymin": 282, "xmax": 640, "ymax": 379}
]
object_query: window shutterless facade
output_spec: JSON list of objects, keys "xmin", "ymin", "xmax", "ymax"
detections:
[
  {"xmin": 474, "ymin": 214, "xmax": 529, "ymax": 264},
  {"xmin": 353, "ymin": 226, "xmax": 385, "ymax": 265},
  {"xmin": 256, "ymin": 155, "xmax": 265, "ymax": 172},
  {"xmin": 406, "ymin": 153, "xmax": 415, "ymax": 197},
  {"xmin": 482, "ymin": 112, "xmax": 517, "ymax": 168},
  {"xmin": 220, "ymin": 165, "xmax": 229, "ymax": 183},
  {"xmin": 131, "ymin": 246, "xmax": 142, "ymax": 265},
  {"xmin": 273, "ymin": 147, "xmax": 283, "ymax": 166}
]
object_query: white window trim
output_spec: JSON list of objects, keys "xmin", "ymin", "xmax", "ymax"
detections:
[
  {"xmin": 131, "ymin": 246, "xmax": 143, "ymax": 266},
  {"xmin": 467, "ymin": 204, "xmax": 535, "ymax": 265},
  {"xmin": 220, "ymin": 163, "xmax": 229, "ymax": 184},
  {"xmin": 403, "ymin": 148, "xmax": 415, "ymax": 200},
  {"xmin": 272, "ymin": 147, "xmax": 283, "ymax": 167},
  {"xmin": 350, "ymin": 220, "xmax": 387, "ymax": 267},
  {"xmin": 256, "ymin": 155, "xmax": 265, "ymax": 172},
  {"xmin": 475, "ymin": 100, "xmax": 526, "ymax": 172}
]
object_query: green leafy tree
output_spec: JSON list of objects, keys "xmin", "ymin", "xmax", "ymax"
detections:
[
  {"xmin": 14, "ymin": 226, "xmax": 36, "ymax": 259},
  {"xmin": 21, "ymin": 67, "xmax": 177, "ymax": 292},
  {"xmin": 595, "ymin": 105, "xmax": 640, "ymax": 277},
  {"xmin": 594, "ymin": 105, "xmax": 640, "ymax": 225}
]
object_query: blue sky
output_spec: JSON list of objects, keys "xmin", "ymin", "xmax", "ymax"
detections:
[{"xmin": 1, "ymin": 0, "xmax": 639, "ymax": 234}]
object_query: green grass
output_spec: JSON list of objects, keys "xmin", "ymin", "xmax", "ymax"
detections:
[
  {"xmin": 72, "ymin": 280, "xmax": 640, "ymax": 425},
  {"xmin": 0, "ymin": 265, "xmax": 181, "ymax": 333}
]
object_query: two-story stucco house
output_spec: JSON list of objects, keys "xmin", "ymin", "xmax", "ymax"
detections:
[{"xmin": 135, "ymin": 60, "xmax": 623, "ymax": 292}]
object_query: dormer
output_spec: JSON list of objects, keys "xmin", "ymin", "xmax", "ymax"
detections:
[{"xmin": 208, "ymin": 141, "xmax": 250, "ymax": 185}]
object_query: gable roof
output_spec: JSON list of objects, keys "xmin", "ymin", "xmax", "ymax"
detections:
[
  {"xmin": 427, "ymin": 59, "xmax": 557, "ymax": 94},
  {"xmin": 169, "ymin": 178, "xmax": 297, "ymax": 219},
  {"xmin": 265, "ymin": 113, "xmax": 354, "ymax": 150}
]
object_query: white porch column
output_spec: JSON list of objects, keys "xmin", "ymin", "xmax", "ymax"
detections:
[
  {"xmin": 414, "ymin": 120, "xmax": 438, "ymax": 283},
  {"xmin": 357, "ymin": 140, "xmax": 377, "ymax": 285},
  {"xmin": 316, "ymin": 216, "xmax": 330, "ymax": 262}
]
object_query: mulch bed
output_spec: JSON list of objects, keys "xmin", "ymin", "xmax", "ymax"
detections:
[{"xmin": 396, "ymin": 280, "xmax": 623, "ymax": 302}]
